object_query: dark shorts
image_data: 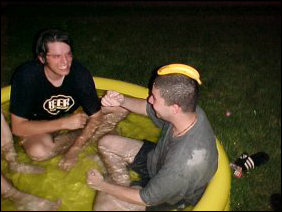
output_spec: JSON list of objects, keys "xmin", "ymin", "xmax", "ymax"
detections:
[
  {"xmin": 129, "ymin": 140, "xmax": 192, "ymax": 211},
  {"xmin": 128, "ymin": 140, "xmax": 156, "ymax": 187}
]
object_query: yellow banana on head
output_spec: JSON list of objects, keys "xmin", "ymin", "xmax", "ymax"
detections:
[{"xmin": 157, "ymin": 63, "xmax": 202, "ymax": 85}]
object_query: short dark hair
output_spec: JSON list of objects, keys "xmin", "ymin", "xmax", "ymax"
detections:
[
  {"xmin": 154, "ymin": 74, "xmax": 199, "ymax": 112},
  {"xmin": 35, "ymin": 29, "xmax": 72, "ymax": 60}
]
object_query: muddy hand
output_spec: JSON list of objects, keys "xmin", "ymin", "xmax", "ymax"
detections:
[
  {"xmin": 62, "ymin": 112, "xmax": 88, "ymax": 130},
  {"xmin": 86, "ymin": 169, "xmax": 104, "ymax": 190},
  {"xmin": 58, "ymin": 152, "xmax": 78, "ymax": 171},
  {"xmin": 101, "ymin": 90, "xmax": 124, "ymax": 107}
]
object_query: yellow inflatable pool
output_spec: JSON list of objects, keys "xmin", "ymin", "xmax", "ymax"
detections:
[{"xmin": 1, "ymin": 77, "xmax": 231, "ymax": 211}]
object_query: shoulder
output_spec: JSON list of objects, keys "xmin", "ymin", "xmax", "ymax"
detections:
[
  {"xmin": 195, "ymin": 105, "xmax": 206, "ymax": 117},
  {"xmin": 68, "ymin": 59, "xmax": 93, "ymax": 83},
  {"xmin": 15, "ymin": 60, "xmax": 42, "ymax": 72},
  {"xmin": 11, "ymin": 60, "xmax": 43, "ymax": 83},
  {"xmin": 70, "ymin": 59, "xmax": 90, "ymax": 74}
]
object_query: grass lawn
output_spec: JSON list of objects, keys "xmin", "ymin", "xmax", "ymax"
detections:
[{"xmin": 1, "ymin": 2, "xmax": 281, "ymax": 211}]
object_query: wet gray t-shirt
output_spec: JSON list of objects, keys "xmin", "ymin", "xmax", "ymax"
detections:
[{"xmin": 139, "ymin": 103, "xmax": 218, "ymax": 209}]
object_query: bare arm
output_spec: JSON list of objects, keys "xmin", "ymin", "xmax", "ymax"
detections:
[
  {"xmin": 87, "ymin": 169, "xmax": 147, "ymax": 206},
  {"xmin": 11, "ymin": 112, "xmax": 88, "ymax": 137},
  {"xmin": 101, "ymin": 90, "xmax": 147, "ymax": 116},
  {"xmin": 58, "ymin": 110, "xmax": 103, "ymax": 171},
  {"xmin": 97, "ymin": 181, "xmax": 145, "ymax": 206},
  {"xmin": 66, "ymin": 110, "xmax": 103, "ymax": 150}
]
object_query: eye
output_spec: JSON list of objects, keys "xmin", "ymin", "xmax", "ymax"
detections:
[{"xmin": 66, "ymin": 52, "xmax": 72, "ymax": 58}]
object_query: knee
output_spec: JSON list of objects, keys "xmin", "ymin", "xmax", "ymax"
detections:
[
  {"xmin": 98, "ymin": 135, "xmax": 116, "ymax": 151},
  {"xmin": 24, "ymin": 144, "xmax": 53, "ymax": 161}
]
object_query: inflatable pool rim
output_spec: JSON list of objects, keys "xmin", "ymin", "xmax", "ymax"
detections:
[{"xmin": 1, "ymin": 76, "xmax": 231, "ymax": 211}]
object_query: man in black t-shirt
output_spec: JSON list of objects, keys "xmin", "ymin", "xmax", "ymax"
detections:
[{"xmin": 8, "ymin": 29, "xmax": 127, "ymax": 171}]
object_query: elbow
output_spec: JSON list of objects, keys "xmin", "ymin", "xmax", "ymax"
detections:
[
  {"xmin": 11, "ymin": 122, "xmax": 30, "ymax": 137},
  {"xmin": 10, "ymin": 114, "xmax": 30, "ymax": 137},
  {"xmin": 11, "ymin": 125, "xmax": 25, "ymax": 137}
]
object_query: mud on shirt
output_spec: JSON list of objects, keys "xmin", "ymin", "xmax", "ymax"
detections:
[
  {"xmin": 10, "ymin": 59, "xmax": 101, "ymax": 120},
  {"xmin": 140, "ymin": 104, "xmax": 218, "ymax": 210}
]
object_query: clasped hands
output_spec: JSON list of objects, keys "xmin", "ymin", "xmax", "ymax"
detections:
[{"xmin": 101, "ymin": 90, "xmax": 124, "ymax": 107}]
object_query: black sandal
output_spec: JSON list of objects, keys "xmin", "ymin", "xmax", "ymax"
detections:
[{"xmin": 230, "ymin": 152, "xmax": 269, "ymax": 177}]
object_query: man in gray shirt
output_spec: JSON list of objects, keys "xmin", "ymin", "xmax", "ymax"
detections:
[{"xmin": 87, "ymin": 63, "xmax": 218, "ymax": 211}]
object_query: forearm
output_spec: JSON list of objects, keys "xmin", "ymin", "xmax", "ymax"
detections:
[
  {"xmin": 11, "ymin": 114, "xmax": 65, "ymax": 137},
  {"xmin": 97, "ymin": 181, "xmax": 146, "ymax": 206},
  {"xmin": 68, "ymin": 110, "xmax": 103, "ymax": 149},
  {"xmin": 121, "ymin": 96, "xmax": 147, "ymax": 116}
]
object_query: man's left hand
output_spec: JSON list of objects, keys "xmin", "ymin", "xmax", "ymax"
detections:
[
  {"xmin": 58, "ymin": 148, "xmax": 79, "ymax": 171},
  {"xmin": 86, "ymin": 169, "xmax": 104, "ymax": 190}
]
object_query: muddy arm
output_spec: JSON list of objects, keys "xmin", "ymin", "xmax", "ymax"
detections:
[{"xmin": 58, "ymin": 110, "xmax": 103, "ymax": 171}]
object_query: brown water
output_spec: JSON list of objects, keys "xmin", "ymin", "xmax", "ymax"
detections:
[{"xmin": 1, "ymin": 100, "xmax": 160, "ymax": 211}]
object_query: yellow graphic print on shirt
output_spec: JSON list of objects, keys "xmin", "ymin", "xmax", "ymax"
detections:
[{"xmin": 43, "ymin": 95, "xmax": 75, "ymax": 115}]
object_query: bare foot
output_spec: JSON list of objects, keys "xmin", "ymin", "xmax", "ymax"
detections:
[
  {"xmin": 9, "ymin": 162, "xmax": 45, "ymax": 174},
  {"xmin": 14, "ymin": 194, "xmax": 61, "ymax": 211}
]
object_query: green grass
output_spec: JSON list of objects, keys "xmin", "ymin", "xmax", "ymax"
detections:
[{"xmin": 1, "ymin": 2, "xmax": 281, "ymax": 211}]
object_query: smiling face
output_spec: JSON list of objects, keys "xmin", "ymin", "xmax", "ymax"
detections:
[{"xmin": 41, "ymin": 41, "xmax": 73, "ymax": 79}]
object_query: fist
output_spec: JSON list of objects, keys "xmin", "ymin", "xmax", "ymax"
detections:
[
  {"xmin": 63, "ymin": 112, "xmax": 88, "ymax": 130},
  {"xmin": 86, "ymin": 169, "xmax": 104, "ymax": 190},
  {"xmin": 101, "ymin": 90, "xmax": 124, "ymax": 107}
]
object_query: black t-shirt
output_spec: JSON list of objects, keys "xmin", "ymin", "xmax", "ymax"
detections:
[{"xmin": 10, "ymin": 59, "xmax": 101, "ymax": 120}]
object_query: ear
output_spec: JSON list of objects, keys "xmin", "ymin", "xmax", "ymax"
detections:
[
  {"xmin": 171, "ymin": 104, "xmax": 181, "ymax": 114},
  {"xmin": 38, "ymin": 55, "xmax": 45, "ymax": 64}
]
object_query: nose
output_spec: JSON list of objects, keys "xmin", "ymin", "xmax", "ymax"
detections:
[
  {"xmin": 61, "ymin": 53, "xmax": 72, "ymax": 64},
  {"xmin": 61, "ymin": 55, "xmax": 68, "ymax": 63}
]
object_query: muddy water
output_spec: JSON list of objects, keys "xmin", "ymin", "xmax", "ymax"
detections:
[{"xmin": 1, "ymin": 100, "xmax": 160, "ymax": 211}]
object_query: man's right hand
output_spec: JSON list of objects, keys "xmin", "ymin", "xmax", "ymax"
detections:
[
  {"xmin": 101, "ymin": 90, "xmax": 125, "ymax": 107},
  {"xmin": 61, "ymin": 112, "xmax": 88, "ymax": 130}
]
